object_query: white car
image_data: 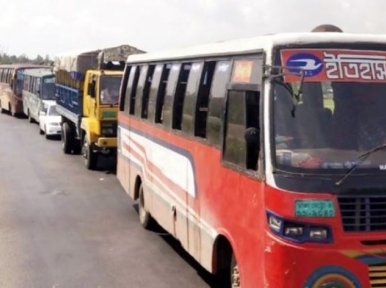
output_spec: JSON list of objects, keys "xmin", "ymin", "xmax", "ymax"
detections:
[{"xmin": 39, "ymin": 100, "xmax": 62, "ymax": 139}]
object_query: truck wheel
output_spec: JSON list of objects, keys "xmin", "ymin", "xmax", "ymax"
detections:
[
  {"xmin": 62, "ymin": 122, "xmax": 74, "ymax": 154},
  {"xmin": 73, "ymin": 139, "xmax": 82, "ymax": 155},
  {"xmin": 138, "ymin": 183, "xmax": 154, "ymax": 229},
  {"xmin": 83, "ymin": 137, "xmax": 97, "ymax": 170}
]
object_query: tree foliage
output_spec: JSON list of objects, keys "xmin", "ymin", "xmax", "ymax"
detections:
[{"xmin": 0, "ymin": 52, "xmax": 52, "ymax": 65}]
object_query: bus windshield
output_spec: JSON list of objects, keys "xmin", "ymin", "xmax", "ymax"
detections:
[
  {"xmin": 42, "ymin": 77, "xmax": 56, "ymax": 100},
  {"xmin": 273, "ymin": 47, "xmax": 386, "ymax": 173},
  {"xmin": 100, "ymin": 76, "xmax": 121, "ymax": 105}
]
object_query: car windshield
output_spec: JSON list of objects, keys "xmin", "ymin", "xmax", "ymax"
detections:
[
  {"xmin": 100, "ymin": 76, "xmax": 121, "ymax": 105},
  {"xmin": 48, "ymin": 105, "xmax": 59, "ymax": 116},
  {"xmin": 42, "ymin": 77, "xmax": 56, "ymax": 100},
  {"xmin": 273, "ymin": 47, "xmax": 386, "ymax": 173}
]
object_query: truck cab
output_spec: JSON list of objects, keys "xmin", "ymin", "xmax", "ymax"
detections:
[
  {"xmin": 80, "ymin": 70, "xmax": 122, "ymax": 168},
  {"xmin": 55, "ymin": 44, "xmax": 145, "ymax": 170}
]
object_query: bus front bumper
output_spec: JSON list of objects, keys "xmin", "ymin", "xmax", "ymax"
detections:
[{"xmin": 263, "ymin": 232, "xmax": 369, "ymax": 288}]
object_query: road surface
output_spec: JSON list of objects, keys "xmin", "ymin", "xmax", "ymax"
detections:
[{"xmin": 0, "ymin": 112, "xmax": 215, "ymax": 288}]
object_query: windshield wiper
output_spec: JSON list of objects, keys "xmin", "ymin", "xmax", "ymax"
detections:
[{"xmin": 335, "ymin": 143, "xmax": 386, "ymax": 186}]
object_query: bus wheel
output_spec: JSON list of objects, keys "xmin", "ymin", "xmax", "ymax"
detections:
[
  {"xmin": 62, "ymin": 122, "xmax": 74, "ymax": 154},
  {"xmin": 138, "ymin": 182, "xmax": 154, "ymax": 229},
  {"xmin": 83, "ymin": 137, "xmax": 97, "ymax": 170},
  {"xmin": 28, "ymin": 110, "xmax": 34, "ymax": 123},
  {"xmin": 230, "ymin": 254, "xmax": 240, "ymax": 288},
  {"xmin": 9, "ymin": 103, "xmax": 15, "ymax": 117}
]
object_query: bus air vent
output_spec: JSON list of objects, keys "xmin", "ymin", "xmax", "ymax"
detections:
[{"xmin": 338, "ymin": 196, "xmax": 386, "ymax": 232}]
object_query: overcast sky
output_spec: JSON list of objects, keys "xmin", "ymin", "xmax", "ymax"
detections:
[{"xmin": 0, "ymin": 0, "xmax": 385, "ymax": 58}]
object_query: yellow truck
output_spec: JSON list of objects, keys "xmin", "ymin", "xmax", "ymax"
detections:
[{"xmin": 54, "ymin": 45, "xmax": 144, "ymax": 169}]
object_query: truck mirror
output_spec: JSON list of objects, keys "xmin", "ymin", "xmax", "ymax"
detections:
[{"xmin": 88, "ymin": 82, "xmax": 95, "ymax": 97}]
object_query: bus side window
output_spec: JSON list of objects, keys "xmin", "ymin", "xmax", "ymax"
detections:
[
  {"xmin": 4, "ymin": 69, "xmax": 8, "ymax": 83},
  {"xmin": 119, "ymin": 65, "xmax": 131, "ymax": 112},
  {"xmin": 36, "ymin": 78, "xmax": 41, "ymax": 94},
  {"xmin": 148, "ymin": 64, "xmax": 164, "ymax": 122},
  {"xmin": 155, "ymin": 64, "xmax": 172, "ymax": 124},
  {"xmin": 181, "ymin": 62, "xmax": 204, "ymax": 134},
  {"xmin": 172, "ymin": 62, "xmax": 192, "ymax": 130},
  {"xmin": 207, "ymin": 60, "xmax": 233, "ymax": 146},
  {"xmin": 134, "ymin": 65, "xmax": 149, "ymax": 118},
  {"xmin": 141, "ymin": 65, "xmax": 155, "ymax": 119},
  {"xmin": 245, "ymin": 91, "xmax": 260, "ymax": 171},
  {"xmin": 23, "ymin": 75, "xmax": 29, "ymax": 91},
  {"xmin": 129, "ymin": 66, "xmax": 141, "ymax": 115},
  {"xmin": 195, "ymin": 61, "xmax": 216, "ymax": 138},
  {"xmin": 223, "ymin": 57, "xmax": 263, "ymax": 171},
  {"xmin": 223, "ymin": 91, "xmax": 247, "ymax": 167},
  {"xmin": 161, "ymin": 63, "xmax": 180, "ymax": 127},
  {"xmin": 32, "ymin": 78, "xmax": 36, "ymax": 95},
  {"xmin": 29, "ymin": 76, "xmax": 33, "ymax": 92},
  {"xmin": 0, "ymin": 69, "xmax": 4, "ymax": 82},
  {"xmin": 123, "ymin": 66, "xmax": 139, "ymax": 114}
]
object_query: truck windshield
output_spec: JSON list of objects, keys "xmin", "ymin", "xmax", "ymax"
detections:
[
  {"xmin": 273, "ymin": 47, "xmax": 386, "ymax": 174},
  {"xmin": 100, "ymin": 76, "xmax": 121, "ymax": 105},
  {"xmin": 42, "ymin": 77, "xmax": 56, "ymax": 100}
]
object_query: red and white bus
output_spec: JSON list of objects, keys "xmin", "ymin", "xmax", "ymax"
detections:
[
  {"xmin": 0, "ymin": 64, "xmax": 51, "ymax": 117},
  {"xmin": 117, "ymin": 31, "xmax": 386, "ymax": 287}
]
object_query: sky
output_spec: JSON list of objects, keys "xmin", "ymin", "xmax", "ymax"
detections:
[{"xmin": 0, "ymin": 0, "xmax": 385, "ymax": 59}]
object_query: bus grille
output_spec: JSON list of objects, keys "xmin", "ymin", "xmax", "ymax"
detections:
[
  {"xmin": 369, "ymin": 264, "xmax": 386, "ymax": 287},
  {"xmin": 338, "ymin": 196, "xmax": 386, "ymax": 232}
]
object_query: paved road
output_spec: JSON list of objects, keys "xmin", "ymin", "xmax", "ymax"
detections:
[{"xmin": 0, "ymin": 112, "xmax": 214, "ymax": 288}]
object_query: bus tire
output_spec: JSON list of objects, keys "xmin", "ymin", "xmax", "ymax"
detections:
[
  {"xmin": 9, "ymin": 103, "xmax": 15, "ymax": 117},
  {"xmin": 0, "ymin": 101, "xmax": 4, "ymax": 114},
  {"xmin": 83, "ymin": 136, "xmax": 97, "ymax": 170},
  {"xmin": 230, "ymin": 254, "xmax": 240, "ymax": 288},
  {"xmin": 62, "ymin": 122, "xmax": 73, "ymax": 154},
  {"xmin": 28, "ymin": 110, "xmax": 34, "ymax": 123},
  {"xmin": 138, "ymin": 182, "xmax": 154, "ymax": 229}
]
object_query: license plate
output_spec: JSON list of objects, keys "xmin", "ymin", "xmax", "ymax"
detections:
[{"xmin": 295, "ymin": 200, "xmax": 335, "ymax": 218}]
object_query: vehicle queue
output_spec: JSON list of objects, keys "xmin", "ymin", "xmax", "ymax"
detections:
[{"xmin": 3, "ymin": 24, "xmax": 386, "ymax": 287}]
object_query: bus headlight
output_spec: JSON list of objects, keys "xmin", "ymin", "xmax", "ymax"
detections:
[
  {"xmin": 266, "ymin": 211, "xmax": 332, "ymax": 244},
  {"xmin": 268, "ymin": 214, "xmax": 282, "ymax": 232},
  {"xmin": 309, "ymin": 227, "xmax": 328, "ymax": 240},
  {"xmin": 284, "ymin": 225, "xmax": 304, "ymax": 237}
]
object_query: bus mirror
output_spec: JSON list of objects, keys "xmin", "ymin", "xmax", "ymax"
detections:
[
  {"xmin": 244, "ymin": 127, "xmax": 260, "ymax": 147},
  {"xmin": 88, "ymin": 82, "xmax": 95, "ymax": 97}
]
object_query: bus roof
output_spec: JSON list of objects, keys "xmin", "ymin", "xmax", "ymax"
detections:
[
  {"xmin": 126, "ymin": 32, "xmax": 386, "ymax": 63},
  {"xmin": 23, "ymin": 68, "xmax": 54, "ymax": 78},
  {"xmin": 0, "ymin": 64, "xmax": 52, "ymax": 70}
]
